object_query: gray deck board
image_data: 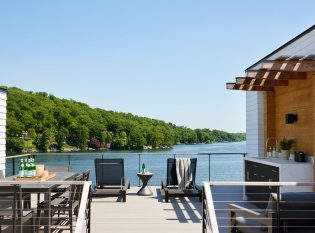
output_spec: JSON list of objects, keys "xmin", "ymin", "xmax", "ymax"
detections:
[{"xmin": 91, "ymin": 186, "xmax": 203, "ymax": 233}]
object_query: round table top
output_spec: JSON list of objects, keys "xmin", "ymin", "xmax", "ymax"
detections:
[{"xmin": 137, "ymin": 172, "xmax": 154, "ymax": 177}]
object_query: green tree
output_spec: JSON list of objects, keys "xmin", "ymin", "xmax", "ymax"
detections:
[
  {"xmin": 36, "ymin": 129, "xmax": 53, "ymax": 152},
  {"xmin": 128, "ymin": 127, "xmax": 147, "ymax": 149},
  {"xmin": 55, "ymin": 131, "xmax": 66, "ymax": 150},
  {"xmin": 111, "ymin": 131, "xmax": 128, "ymax": 149},
  {"xmin": 6, "ymin": 137, "xmax": 25, "ymax": 153}
]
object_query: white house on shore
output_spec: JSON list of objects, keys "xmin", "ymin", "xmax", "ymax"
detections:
[{"xmin": 0, "ymin": 88, "xmax": 7, "ymax": 175}]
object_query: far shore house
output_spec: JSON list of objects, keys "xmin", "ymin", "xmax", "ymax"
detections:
[
  {"xmin": 227, "ymin": 25, "xmax": 315, "ymax": 182},
  {"xmin": 0, "ymin": 88, "xmax": 7, "ymax": 175}
]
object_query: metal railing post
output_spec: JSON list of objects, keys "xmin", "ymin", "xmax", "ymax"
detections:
[
  {"xmin": 68, "ymin": 154, "xmax": 71, "ymax": 168},
  {"xmin": 12, "ymin": 158, "xmax": 15, "ymax": 175},
  {"xmin": 138, "ymin": 154, "xmax": 141, "ymax": 187},
  {"xmin": 208, "ymin": 153, "xmax": 211, "ymax": 181},
  {"xmin": 276, "ymin": 185, "xmax": 280, "ymax": 233}
]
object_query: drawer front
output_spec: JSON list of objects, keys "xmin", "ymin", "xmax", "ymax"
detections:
[
  {"xmin": 245, "ymin": 161, "xmax": 260, "ymax": 181},
  {"xmin": 245, "ymin": 160, "xmax": 279, "ymax": 208}
]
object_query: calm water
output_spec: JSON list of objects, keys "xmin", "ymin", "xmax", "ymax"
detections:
[{"xmin": 6, "ymin": 141, "xmax": 246, "ymax": 185}]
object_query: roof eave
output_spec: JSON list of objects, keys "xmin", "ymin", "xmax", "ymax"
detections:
[{"xmin": 245, "ymin": 25, "xmax": 315, "ymax": 71}]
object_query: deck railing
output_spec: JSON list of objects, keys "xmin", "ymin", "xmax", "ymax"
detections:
[
  {"xmin": 0, "ymin": 180, "xmax": 92, "ymax": 233},
  {"xmin": 5, "ymin": 152, "xmax": 247, "ymax": 185},
  {"xmin": 202, "ymin": 181, "xmax": 315, "ymax": 233}
]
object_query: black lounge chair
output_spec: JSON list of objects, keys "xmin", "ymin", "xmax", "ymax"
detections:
[
  {"xmin": 161, "ymin": 158, "xmax": 202, "ymax": 202},
  {"xmin": 93, "ymin": 159, "xmax": 130, "ymax": 202}
]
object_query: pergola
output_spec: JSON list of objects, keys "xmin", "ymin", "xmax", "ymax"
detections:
[{"xmin": 226, "ymin": 55, "xmax": 315, "ymax": 91}]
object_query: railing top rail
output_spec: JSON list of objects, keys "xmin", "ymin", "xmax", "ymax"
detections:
[
  {"xmin": 0, "ymin": 180, "xmax": 92, "ymax": 185},
  {"xmin": 6, "ymin": 154, "xmax": 32, "ymax": 159},
  {"xmin": 204, "ymin": 181, "xmax": 315, "ymax": 187},
  {"xmin": 6, "ymin": 152, "xmax": 247, "ymax": 158}
]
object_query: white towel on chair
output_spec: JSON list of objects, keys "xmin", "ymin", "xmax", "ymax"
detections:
[{"xmin": 176, "ymin": 158, "xmax": 192, "ymax": 190}]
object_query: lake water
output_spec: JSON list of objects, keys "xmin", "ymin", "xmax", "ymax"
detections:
[{"xmin": 6, "ymin": 141, "xmax": 246, "ymax": 185}]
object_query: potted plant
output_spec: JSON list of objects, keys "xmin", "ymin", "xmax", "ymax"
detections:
[{"xmin": 280, "ymin": 137, "xmax": 296, "ymax": 160}]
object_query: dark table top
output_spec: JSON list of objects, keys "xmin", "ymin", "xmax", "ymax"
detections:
[
  {"xmin": 137, "ymin": 172, "xmax": 154, "ymax": 177},
  {"xmin": 4, "ymin": 172, "xmax": 78, "ymax": 191}
]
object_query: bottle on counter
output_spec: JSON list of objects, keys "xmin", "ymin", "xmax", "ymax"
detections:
[
  {"xmin": 25, "ymin": 158, "xmax": 31, "ymax": 178},
  {"xmin": 19, "ymin": 159, "xmax": 25, "ymax": 177},
  {"xmin": 272, "ymin": 147, "xmax": 278, "ymax": 158},
  {"xmin": 267, "ymin": 147, "xmax": 272, "ymax": 157},
  {"xmin": 32, "ymin": 158, "xmax": 36, "ymax": 177}
]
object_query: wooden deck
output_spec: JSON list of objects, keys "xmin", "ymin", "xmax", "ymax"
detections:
[{"xmin": 91, "ymin": 186, "xmax": 203, "ymax": 233}]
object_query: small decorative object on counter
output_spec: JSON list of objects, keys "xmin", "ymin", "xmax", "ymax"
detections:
[
  {"xmin": 142, "ymin": 163, "xmax": 146, "ymax": 174},
  {"xmin": 280, "ymin": 137, "xmax": 296, "ymax": 160},
  {"xmin": 294, "ymin": 151, "xmax": 306, "ymax": 162}
]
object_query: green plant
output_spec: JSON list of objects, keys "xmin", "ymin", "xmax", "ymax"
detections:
[{"xmin": 280, "ymin": 137, "xmax": 296, "ymax": 150}]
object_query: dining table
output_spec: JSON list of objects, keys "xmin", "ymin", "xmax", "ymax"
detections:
[{"xmin": 5, "ymin": 171, "xmax": 78, "ymax": 233}]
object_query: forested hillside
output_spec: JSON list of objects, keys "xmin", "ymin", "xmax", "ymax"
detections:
[{"xmin": 4, "ymin": 87, "xmax": 245, "ymax": 153}]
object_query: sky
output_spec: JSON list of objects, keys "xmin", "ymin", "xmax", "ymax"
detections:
[{"xmin": 1, "ymin": 1, "xmax": 315, "ymax": 133}]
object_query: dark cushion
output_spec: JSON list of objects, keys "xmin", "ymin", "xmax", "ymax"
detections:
[{"xmin": 265, "ymin": 192, "xmax": 315, "ymax": 227}]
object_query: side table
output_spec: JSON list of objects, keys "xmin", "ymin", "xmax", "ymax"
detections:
[{"xmin": 137, "ymin": 172, "xmax": 154, "ymax": 196}]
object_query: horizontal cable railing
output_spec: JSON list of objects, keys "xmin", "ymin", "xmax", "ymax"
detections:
[
  {"xmin": 6, "ymin": 152, "xmax": 247, "ymax": 186},
  {"xmin": 203, "ymin": 181, "xmax": 315, "ymax": 233},
  {"xmin": 0, "ymin": 180, "xmax": 92, "ymax": 233}
]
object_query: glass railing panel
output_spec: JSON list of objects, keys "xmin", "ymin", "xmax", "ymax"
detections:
[
  {"xmin": 140, "ymin": 154, "xmax": 173, "ymax": 185},
  {"xmin": 209, "ymin": 154, "xmax": 244, "ymax": 181}
]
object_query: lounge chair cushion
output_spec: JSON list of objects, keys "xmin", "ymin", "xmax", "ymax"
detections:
[
  {"xmin": 235, "ymin": 216, "xmax": 267, "ymax": 233},
  {"xmin": 265, "ymin": 192, "xmax": 315, "ymax": 227}
]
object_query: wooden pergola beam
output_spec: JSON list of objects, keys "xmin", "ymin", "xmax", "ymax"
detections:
[
  {"xmin": 236, "ymin": 77, "xmax": 289, "ymax": 86},
  {"xmin": 260, "ymin": 59, "xmax": 315, "ymax": 72},
  {"xmin": 246, "ymin": 70, "xmax": 307, "ymax": 80},
  {"xmin": 226, "ymin": 83, "xmax": 274, "ymax": 92}
]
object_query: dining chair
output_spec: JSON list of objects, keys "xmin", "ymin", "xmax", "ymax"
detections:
[
  {"xmin": 37, "ymin": 174, "xmax": 84, "ymax": 232},
  {"xmin": 47, "ymin": 165, "xmax": 72, "ymax": 199},
  {"xmin": 0, "ymin": 185, "xmax": 34, "ymax": 233}
]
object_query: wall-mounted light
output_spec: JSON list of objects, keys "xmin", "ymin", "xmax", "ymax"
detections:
[{"xmin": 285, "ymin": 114, "xmax": 298, "ymax": 124}]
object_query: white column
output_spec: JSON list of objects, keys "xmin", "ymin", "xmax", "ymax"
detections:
[
  {"xmin": 246, "ymin": 91, "xmax": 264, "ymax": 157},
  {"xmin": 0, "ymin": 89, "xmax": 7, "ymax": 175}
]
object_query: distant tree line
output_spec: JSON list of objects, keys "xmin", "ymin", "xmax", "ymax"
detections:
[{"xmin": 3, "ymin": 87, "xmax": 246, "ymax": 153}]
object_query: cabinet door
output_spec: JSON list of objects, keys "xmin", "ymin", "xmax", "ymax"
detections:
[
  {"xmin": 245, "ymin": 161, "xmax": 261, "ymax": 196},
  {"xmin": 245, "ymin": 160, "xmax": 279, "ymax": 208}
]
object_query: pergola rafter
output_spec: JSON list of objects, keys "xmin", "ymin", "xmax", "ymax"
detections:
[{"xmin": 226, "ymin": 55, "xmax": 314, "ymax": 92}]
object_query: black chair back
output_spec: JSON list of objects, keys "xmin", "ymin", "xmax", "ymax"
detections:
[
  {"xmin": 166, "ymin": 158, "xmax": 197, "ymax": 186},
  {"xmin": 94, "ymin": 159, "xmax": 125, "ymax": 187}
]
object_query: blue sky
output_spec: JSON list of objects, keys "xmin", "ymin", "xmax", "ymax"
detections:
[{"xmin": 1, "ymin": 1, "xmax": 315, "ymax": 132}]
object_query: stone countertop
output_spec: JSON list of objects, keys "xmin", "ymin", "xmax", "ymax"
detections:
[{"xmin": 244, "ymin": 156, "xmax": 313, "ymax": 167}]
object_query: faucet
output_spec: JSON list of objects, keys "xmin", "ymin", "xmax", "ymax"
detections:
[{"xmin": 265, "ymin": 137, "xmax": 278, "ymax": 156}]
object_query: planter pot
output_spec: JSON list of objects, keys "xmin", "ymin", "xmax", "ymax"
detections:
[{"xmin": 281, "ymin": 150, "xmax": 290, "ymax": 160}]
